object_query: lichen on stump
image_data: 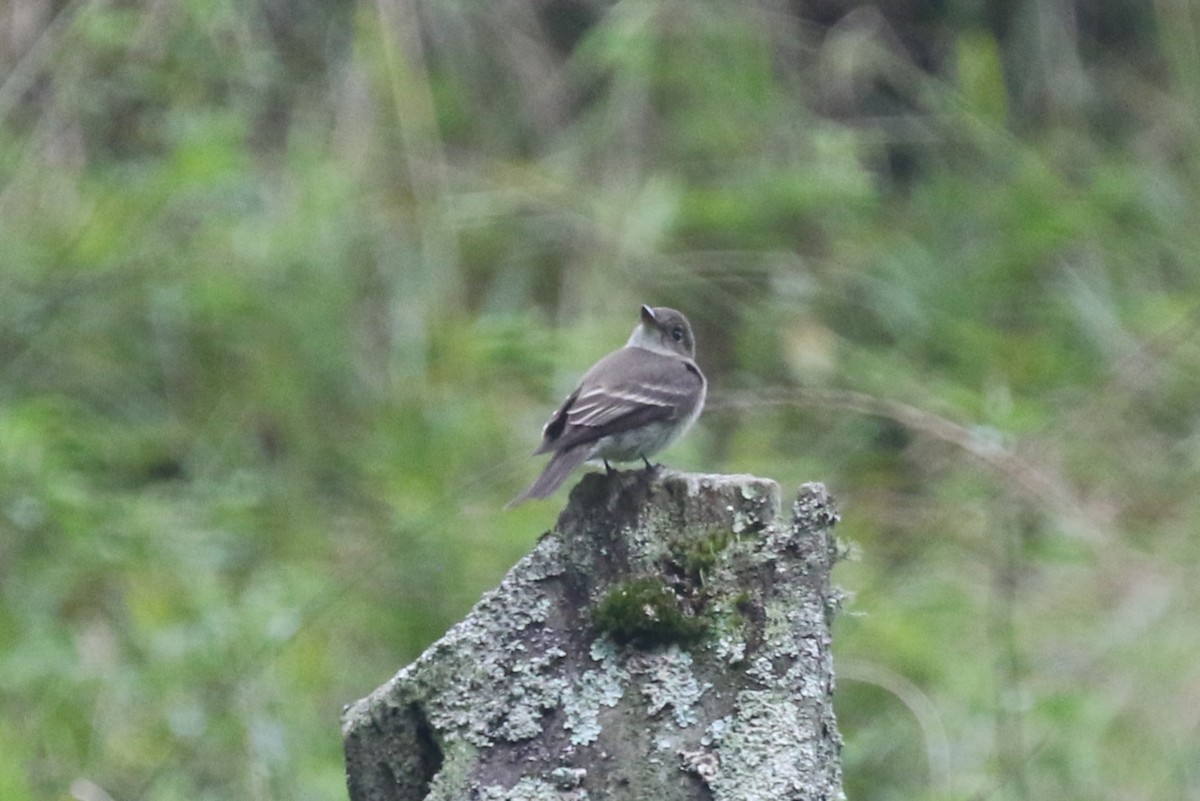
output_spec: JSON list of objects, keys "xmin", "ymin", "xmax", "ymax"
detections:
[{"xmin": 341, "ymin": 470, "xmax": 845, "ymax": 801}]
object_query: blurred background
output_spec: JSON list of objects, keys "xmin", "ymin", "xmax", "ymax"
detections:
[{"xmin": 3, "ymin": 0, "xmax": 1200, "ymax": 799}]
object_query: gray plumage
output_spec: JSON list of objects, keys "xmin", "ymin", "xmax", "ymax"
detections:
[{"xmin": 508, "ymin": 306, "xmax": 706, "ymax": 507}]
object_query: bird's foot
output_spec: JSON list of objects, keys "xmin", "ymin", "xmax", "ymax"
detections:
[
  {"xmin": 640, "ymin": 455, "xmax": 661, "ymax": 473},
  {"xmin": 604, "ymin": 459, "xmax": 615, "ymax": 475}
]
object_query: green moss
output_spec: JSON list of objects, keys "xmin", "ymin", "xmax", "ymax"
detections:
[
  {"xmin": 593, "ymin": 578, "xmax": 707, "ymax": 648},
  {"xmin": 672, "ymin": 528, "xmax": 737, "ymax": 581},
  {"xmin": 733, "ymin": 591, "xmax": 753, "ymax": 616}
]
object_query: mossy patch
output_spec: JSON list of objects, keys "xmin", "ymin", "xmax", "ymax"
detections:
[
  {"xmin": 733, "ymin": 590, "xmax": 753, "ymax": 616},
  {"xmin": 674, "ymin": 528, "xmax": 736, "ymax": 580},
  {"xmin": 593, "ymin": 578, "xmax": 707, "ymax": 648}
]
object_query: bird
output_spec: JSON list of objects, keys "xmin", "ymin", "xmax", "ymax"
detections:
[{"xmin": 508, "ymin": 305, "xmax": 706, "ymax": 507}]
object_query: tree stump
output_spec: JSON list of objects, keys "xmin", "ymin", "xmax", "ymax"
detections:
[{"xmin": 342, "ymin": 470, "xmax": 844, "ymax": 801}]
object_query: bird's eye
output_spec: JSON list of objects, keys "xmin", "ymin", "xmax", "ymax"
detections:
[{"xmin": 671, "ymin": 326, "xmax": 684, "ymax": 342}]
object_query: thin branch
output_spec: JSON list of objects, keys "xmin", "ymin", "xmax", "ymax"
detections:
[
  {"xmin": 839, "ymin": 659, "xmax": 952, "ymax": 795},
  {"xmin": 709, "ymin": 387, "xmax": 1105, "ymax": 541},
  {"xmin": 0, "ymin": 0, "xmax": 91, "ymax": 122}
]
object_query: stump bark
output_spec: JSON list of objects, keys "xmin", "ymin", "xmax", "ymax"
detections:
[{"xmin": 342, "ymin": 470, "xmax": 844, "ymax": 801}]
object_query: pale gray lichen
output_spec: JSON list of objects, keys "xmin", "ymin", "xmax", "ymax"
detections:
[
  {"xmin": 477, "ymin": 777, "xmax": 589, "ymax": 801},
  {"xmin": 712, "ymin": 627, "xmax": 747, "ymax": 666},
  {"xmin": 422, "ymin": 741, "xmax": 477, "ymax": 800},
  {"xmin": 745, "ymin": 654, "xmax": 776, "ymax": 685},
  {"xmin": 632, "ymin": 647, "xmax": 710, "ymax": 728},
  {"xmin": 523, "ymin": 535, "xmax": 568, "ymax": 581},
  {"xmin": 562, "ymin": 641, "xmax": 627, "ymax": 745},
  {"xmin": 548, "ymin": 766, "xmax": 587, "ymax": 789},
  {"xmin": 702, "ymin": 715, "xmax": 731, "ymax": 746},
  {"xmin": 393, "ymin": 549, "xmax": 570, "ymax": 749},
  {"xmin": 706, "ymin": 690, "xmax": 823, "ymax": 801},
  {"xmin": 762, "ymin": 599, "xmax": 803, "ymax": 658},
  {"xmin": 786, "ymin": 651, "xmax": 828, "ymax": 701}
]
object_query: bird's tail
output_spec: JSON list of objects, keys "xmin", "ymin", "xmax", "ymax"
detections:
[{"xmin": 506, "ymin": 446, "xmax": 592, "ymax": 509}]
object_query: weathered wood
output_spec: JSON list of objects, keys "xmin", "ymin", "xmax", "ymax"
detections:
[{"xmin": 342, "ymin": 469, "xmax": 844, "ymax": 801}]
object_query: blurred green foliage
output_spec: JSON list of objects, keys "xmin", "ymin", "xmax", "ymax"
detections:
[{"xmin": 3, "ymin": 1, "xmax": 1200, "ymax": 799}]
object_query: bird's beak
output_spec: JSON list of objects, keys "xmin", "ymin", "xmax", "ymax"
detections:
[{"xmin": 640, "ymin": 305, "xmax": 658, "ymax": 328}]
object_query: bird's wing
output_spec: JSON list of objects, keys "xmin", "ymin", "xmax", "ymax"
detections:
[{"xmin": 534, "ymin": 348, "xmax": 703, "ymax": 454}]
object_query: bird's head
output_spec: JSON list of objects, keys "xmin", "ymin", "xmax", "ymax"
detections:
[{"xmin": 627, "ymin": 305, "xmax": 697, "ymax": 359}]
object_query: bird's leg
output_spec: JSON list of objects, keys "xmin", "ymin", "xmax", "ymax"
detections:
[
  {"xmin": 641, "ymin": 455, "xmax": 660, "ymax": 473},
  {"xmin": 604, "ymin": 459, "xmax": 614, "ymax": 475}
]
